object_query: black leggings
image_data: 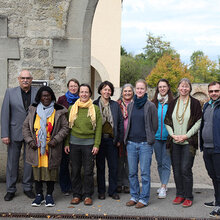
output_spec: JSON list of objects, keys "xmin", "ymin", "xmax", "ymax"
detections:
[{"xmin": 35, "ymin": 180, "xmax": 55, "ymax": 195}]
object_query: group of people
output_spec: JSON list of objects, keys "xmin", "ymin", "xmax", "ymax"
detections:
[{"xmin": 1, "ymin": 70, "xmax": 220, "ymax": 217}]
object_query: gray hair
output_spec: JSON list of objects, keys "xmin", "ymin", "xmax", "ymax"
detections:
[
  {"xmin": 18, "ymin": 69, "xmax": 32, "ymax": 77},
  {"xmin": 119, "ymin": 83, "xmax": 134, "ymax": 99},
  {"xmin": 178, "ymin": 78, "xmax": 192, "ymax": 92}
]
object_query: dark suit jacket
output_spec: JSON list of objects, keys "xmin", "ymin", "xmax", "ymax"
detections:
[{"xmin": 1, "ymin": 86, "xmax": 38, "ymax": 141}]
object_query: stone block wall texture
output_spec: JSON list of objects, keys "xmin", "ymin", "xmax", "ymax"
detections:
[{"xmin": 0, "ymin": 0, "xmax": 71, "ymax": 96}]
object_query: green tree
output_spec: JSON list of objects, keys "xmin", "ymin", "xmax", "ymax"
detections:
[
  {"xmin": 143, "ymin": 33, "xmax": 177, "ymax": 68},
  {"xmin": 146, "ymin": 54, "xmax": 193, "ymax": 93},
  {"xmin": 121, "ymin": 46, "xmax": 128, "ymax": 56},
  {"xmin": 189, "ymin": 51, "xmax": 219, "ymax": 83},
  {"xmin": 120, "ymin": 55, "xmax": 143, "ymax": 86}
]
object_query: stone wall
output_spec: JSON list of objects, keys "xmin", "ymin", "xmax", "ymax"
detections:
[{"xmin": 1, "ymin": 0, "xmax": 71, "ymax": 97}]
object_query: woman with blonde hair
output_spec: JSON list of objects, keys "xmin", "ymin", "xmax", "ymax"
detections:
[
  {"xmin": 125, "ymin": 79, "xmax": 158, "ymax": 208},
  {"xmin": 164, "ymin": 78, "xmax": 202, "ymax": 207}
]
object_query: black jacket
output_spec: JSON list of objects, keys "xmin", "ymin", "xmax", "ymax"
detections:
[{"xmin": 93, "ymin": 97, "xmax": 124, "ymax": 145}]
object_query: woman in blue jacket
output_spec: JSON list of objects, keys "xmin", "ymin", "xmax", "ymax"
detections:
[{"xmin": 152, "ymin": 79, "xmax": 173, "ymax": 199}]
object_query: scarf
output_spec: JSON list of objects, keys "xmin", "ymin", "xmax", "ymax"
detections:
[
  {"xmin": 209, "ymin": 98, "xmax": 220, "ymax": 108},
  {"xmin": 69, "ymin": 98, "xmax": 96, "ymax": 130},
  {"xmin": 134, "ymin": 93, "xmax": 148, "ymax": 109},
  {"xmin": 118, "ymin": 98, "xmax": 132, "ymax": 119},
  {"xmin": 157, "ymin": 93, "xmax": 168, "ymax": 105},
  {"xmin": 99, "ymin": 98, "xmax": 114, "ymax": 127},
  {"xmin": 36, "ymin": 101, "xmax": 55, "ymax": 155},
  {"xmin": 65, "ymin": 91, "xmax": 79, "ymax": 105}
]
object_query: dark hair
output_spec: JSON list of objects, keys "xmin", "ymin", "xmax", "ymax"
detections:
[
  {"xmin": 79, "ymin": 83, "xmax": 92, "ymax": 97},
  {"xmin": 208, "ymin": 81, "xmax": 220, "ymax": 88},
  {"xmin": 98, "ymin": 81, "xmax": 114, "ymax": 96},
  {"xmin": 35, "ymin": 86, "xmax": 56, "ymax": 104},
  {"xmin": 67, "ymin": 78, "xmax": 80, "ymax": 88},
  {"xmin": 151, "ymin": 79, "xmax": 174, "ymax": 108}
]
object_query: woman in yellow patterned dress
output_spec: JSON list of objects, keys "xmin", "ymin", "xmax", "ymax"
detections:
[{"xmin": 23, "ymin": 86, "xmax": 69, "ymax": 207}]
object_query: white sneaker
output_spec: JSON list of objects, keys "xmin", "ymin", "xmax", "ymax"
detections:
[
  {"xmin": 157, "ymin": 188, "xmax": 161, "ymax": 194},
  {"xmin": 158, "ymin": 187, "xmax": 166, "ymax": 199},
  {"xmin": 157, "ymin": 187, "xmax": 168, "ymax": 194}
]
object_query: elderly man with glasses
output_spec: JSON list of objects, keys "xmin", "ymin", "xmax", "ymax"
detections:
[{"xmin": 1, "ymin": 70, "xmax": 38, "ymax": 201}]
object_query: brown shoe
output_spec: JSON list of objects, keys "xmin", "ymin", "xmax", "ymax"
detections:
[
  {"xmin": 70, "ymin": 197, "xmax": 81, "ymax": 205},
  {"xmin": 126, "ymin": 200, "xmax": 137, "ymax": 206},
  {"xmin": 135, "ymin": 202, "xmax": 146, "ymax": 208},
  {"xmin": 84, "ymin": 197, "xmax": 93, "ymax": 206}
]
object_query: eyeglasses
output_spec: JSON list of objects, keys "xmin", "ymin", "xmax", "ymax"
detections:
[
  {"xmin": 208, "ymin": 90, "xmax": 220, "ymax": 93},
  {"xmin": 19, "ymin": 77, "xmax": 32, "ymax": 80}
]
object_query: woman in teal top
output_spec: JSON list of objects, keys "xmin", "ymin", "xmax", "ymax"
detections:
[
  {"xmin": 64, "ymin": 84, "xmax": 102, "ymax": 206},
  {"xmin": 152, "ymin": 79, "xmax": 173, "ymax": 199}
]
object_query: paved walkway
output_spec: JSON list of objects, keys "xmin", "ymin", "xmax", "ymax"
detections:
[{"xmin": 0, "ymin": 182, "xmax": 215, "ymax": 219}]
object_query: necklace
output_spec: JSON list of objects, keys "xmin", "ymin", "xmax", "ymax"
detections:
[{"xmin": 176, "ymin": 96, "xmax": 189, "ymax": 125}]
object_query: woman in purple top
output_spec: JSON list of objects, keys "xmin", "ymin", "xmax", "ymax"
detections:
[
  {"xmin": 57, "ymin": 78, "xmax": 79, "ymax": 195},
  {"xmin": 117, "ymin": 84, "xmax": 134, "ymax": 194}
]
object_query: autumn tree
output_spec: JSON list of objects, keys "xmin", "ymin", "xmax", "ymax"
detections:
[
  {"xmin": 189, "ymin": 51, "xmax": 219, "ymax": 83},
  {"xmin": 146, "ymin": 54, "xmax": 193, "ymax": 93}
]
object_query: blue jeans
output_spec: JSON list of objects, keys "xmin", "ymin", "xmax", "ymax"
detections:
[
  {"xmin": 127, "ymin": 141, "xmax": 153, "ymax": 205},
  {"xmin": 153, "ymin": 140, "xmax": 171, "ymax": 185}
]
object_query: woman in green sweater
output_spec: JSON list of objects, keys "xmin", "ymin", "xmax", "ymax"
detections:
[{"xmin": 64, "ymin": 84, "xmax": 102, "ymax": 206}]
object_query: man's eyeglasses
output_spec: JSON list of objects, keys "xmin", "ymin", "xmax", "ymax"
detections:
[
  {"xmin": 19, "ymin": 77, "xmax": 32, "ymax": 80},
  {"xmin": 208, "ymin": 90, "xmax": 220, "ymax": 93}
]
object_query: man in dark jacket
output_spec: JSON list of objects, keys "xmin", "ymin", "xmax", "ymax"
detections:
[{"xmin": 200, "ymin": 81, "xmax": 220, "ymax": 217}]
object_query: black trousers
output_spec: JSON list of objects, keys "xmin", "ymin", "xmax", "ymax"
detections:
[
  {"xmin": 203, "ymin": 148, "xmax": 220, "ymax": 206},
  {"xmin": 69, "ymin": 144, "xmax": 94, "ymax": 199},
  {"xmin": 35, "ymin": 181, "xmax": 54, "ymax": 195},
  {"xmin": 59, "ymin": 144, "xmax": 72, "ymax": 193},
  {"xmin": 96, "ymin": 137, "xmax": 118, "ymax": 196},
  {"xmin": 171, "ymin": 143, "xmax": 195, "ymax": 200}
]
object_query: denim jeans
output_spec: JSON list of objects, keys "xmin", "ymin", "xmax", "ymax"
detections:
[
  {"xmin": 171, "ymin": 143, "xmax": 195, "ymax": 200},
  {"xmin": 153, "ymin": 140, "xmax": 171, "ymax": 185},
  {"xmin": 203, "ymin": 148, "xmax": 220, "ymax": 206},
  {"xmin": 127, "ymin": 141, "xmax": 153, "ymax": 205},
  {"xmin": 96, "ymin": 138, "xmax": 118, "ymax": 196},
  {"xmin": 69, "ymin": 144, "xmax": 94, "ymax": 199}
]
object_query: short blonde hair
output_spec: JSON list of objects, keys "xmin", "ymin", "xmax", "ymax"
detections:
[{"xmin": 135, "ymin": 79, "xmax": 147, "ymax": 89}]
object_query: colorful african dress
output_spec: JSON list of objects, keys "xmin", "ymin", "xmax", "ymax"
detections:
[{"xmin": 33, "ymin": 110, "xmax": 58, "ymax": 181}]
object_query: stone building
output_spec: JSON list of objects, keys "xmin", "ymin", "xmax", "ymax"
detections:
[{"xmin": 0, "ymin": 0, "xmax": 122, "ymax": 178}]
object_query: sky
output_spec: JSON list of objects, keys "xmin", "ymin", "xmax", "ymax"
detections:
[{"xmin": 121, "ymin": 0, "xmax": 220, "ymax": 64}]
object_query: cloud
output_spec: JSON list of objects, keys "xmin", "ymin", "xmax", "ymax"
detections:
[{"xmin": 121, "ymin": 0, "xmax": 220, "ymax": 63}]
